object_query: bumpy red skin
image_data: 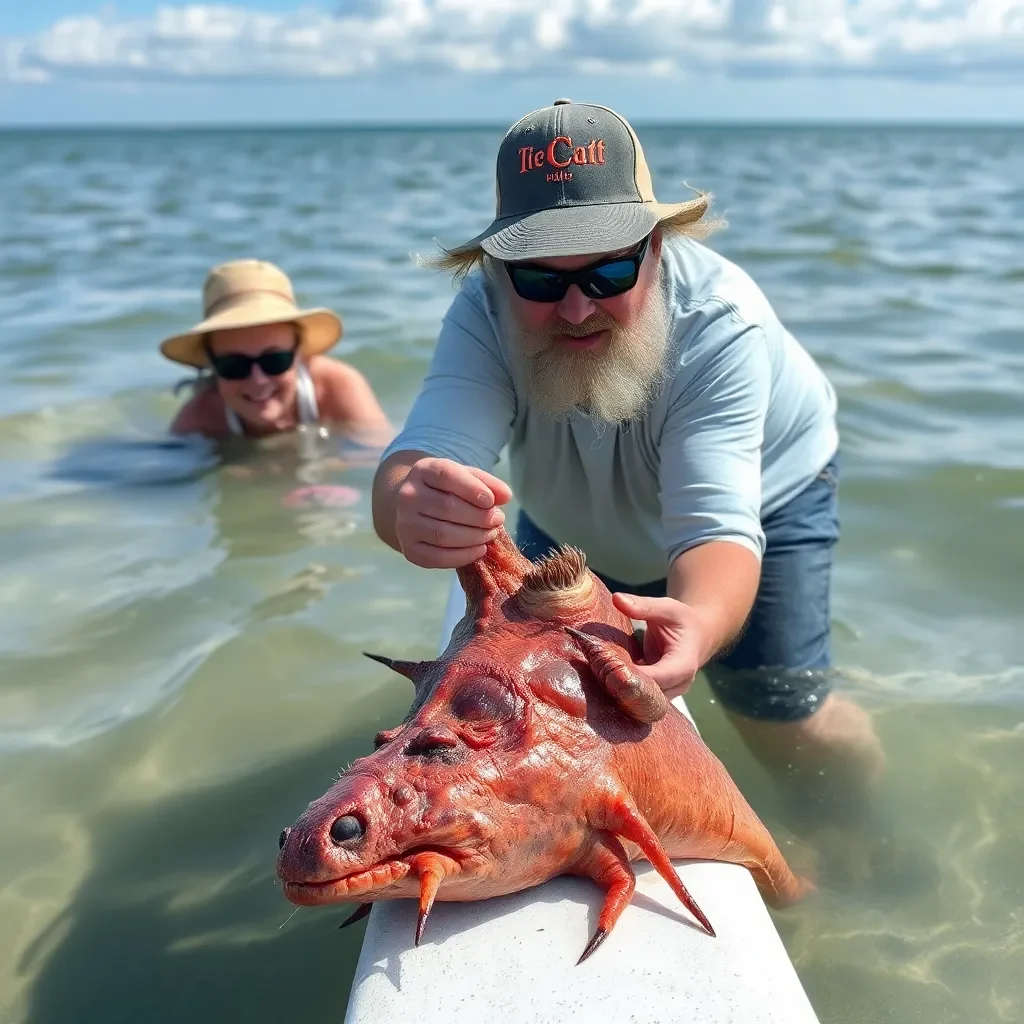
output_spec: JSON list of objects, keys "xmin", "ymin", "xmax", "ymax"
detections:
[{"xmin": 276, "ymin": 529, "xmax": 814, "ymax": 960}]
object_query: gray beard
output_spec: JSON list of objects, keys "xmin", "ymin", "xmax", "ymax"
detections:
[{"xmin": 483, "ymin": 257, "xmax": 673, "ymax": 426}]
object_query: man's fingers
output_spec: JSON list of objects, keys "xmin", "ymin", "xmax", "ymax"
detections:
[
  {"xmin": 418, "ymin": 488, "xmax": 506, "ymax": 530},
  {"xmin": 417, "ymin": 460, "xmax": 499, "ymax": 509},
  {"xmin": 647, "ymin": 663, "xmax": 696, "ymax": 696},
  {"xmin": 661, "ymin": 680, "xmax": 694, "ymax": 701},
  {"xmin": 466, "ymin": 466, "xmax": 514, "ymax": 505},
  {"xmin": 642, "ymin": 656, "xmax": 697, "ymax": 695},
  {"xmin": 404, "ymin": 541, "xmax": 490, "ymax": 569},
  {"xmin": 413, "ymin": 516, "xmax": 498, "ymax": 551},
  {"xmin": 641, "ymin": 659, "xmax": 690, "ymax": 691},
  {"xmin": 612, "ymin": 592, "xmax": 683, "ymax": 627}
]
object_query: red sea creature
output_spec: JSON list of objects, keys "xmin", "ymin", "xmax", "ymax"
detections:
[{"xmin": 276, "ymin": 528, "xmax": 814, "ymax": 962}]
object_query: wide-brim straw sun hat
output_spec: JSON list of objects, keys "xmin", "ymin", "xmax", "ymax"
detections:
[{"xmin": 159, "ymin": 259, "xmax": 343, "ymax": 369}]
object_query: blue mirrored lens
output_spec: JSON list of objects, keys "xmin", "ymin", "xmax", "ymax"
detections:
[
  {"xmin": 587, "ymin": 259, "xmax": 638, "ymax": 297},
  {"xmin": 511, "ymin": 268, "xmax": 566, "ymax": 301}
]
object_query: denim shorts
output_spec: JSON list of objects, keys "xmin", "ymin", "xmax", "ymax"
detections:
[{"xmin": 515, "ymin": 453, "xmax": 841, "ymax": 723}]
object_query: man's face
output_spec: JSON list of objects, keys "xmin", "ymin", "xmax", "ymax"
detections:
[{"xmin": 487, "ymin": 230, "xmax": 672, "ymax": 424}]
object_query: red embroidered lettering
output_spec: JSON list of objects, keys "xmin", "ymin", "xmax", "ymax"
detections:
[
  {"xmin": 547, "ymin": 136, "xmax": 573, "ymax": 169},
  {"xmin": 518, "ymin": 137, "xmax": 606, "ymax": 176}
]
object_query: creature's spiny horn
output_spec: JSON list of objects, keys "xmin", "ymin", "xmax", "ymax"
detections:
[
  {"xmin": 564, "ymin": 627, "xmax": 670, "ymax": 724},
  {"xmin": 362, "ymin": 652, "xmax": 428, "ymax": 681}
]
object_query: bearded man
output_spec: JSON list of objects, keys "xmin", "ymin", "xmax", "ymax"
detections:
[{"xmin": 371, "ymin": 99, "xmax": 885, "ymax": 813}]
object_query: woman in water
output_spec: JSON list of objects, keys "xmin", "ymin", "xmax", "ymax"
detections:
[{"xmin": 163, "ymin": 258, "xmax": 391, "ymax": 441}]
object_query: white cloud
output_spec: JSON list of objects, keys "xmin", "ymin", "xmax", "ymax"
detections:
[{"xmin": 4, "ymin": 0, "xmax": 1024, "ymax": 85}]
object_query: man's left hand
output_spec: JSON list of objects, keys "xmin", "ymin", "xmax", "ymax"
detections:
[{"xmin": 611, "ymin": 593, "xmax": 712, "ymax": 700}]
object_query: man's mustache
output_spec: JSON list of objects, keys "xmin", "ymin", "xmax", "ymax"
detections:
[{"xmin": 541, "ymin": 312, "xmax": 619, "ymax": 340}]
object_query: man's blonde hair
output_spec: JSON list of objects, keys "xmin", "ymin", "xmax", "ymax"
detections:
[{"xmin": 419, "ymin": 189, "xmax": 725, "ymax": 283}]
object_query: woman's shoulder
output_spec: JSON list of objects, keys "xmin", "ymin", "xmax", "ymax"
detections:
[
  {"xmin": 170, "ymin": 382, "xmax": 231, "ymax": 438},
  {"xmin": 307, "ymin": 356, "xmax": 391, "ymax": 431},
  {"xmin": 308, "ymin": 354, "xmax": 369, "ymax": 385}
]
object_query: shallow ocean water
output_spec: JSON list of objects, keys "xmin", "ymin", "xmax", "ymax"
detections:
[{"xmin": 0, "ymin": 125, "xmax": 1021, "ymax": 1023}]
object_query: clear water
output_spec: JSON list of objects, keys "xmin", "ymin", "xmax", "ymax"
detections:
[{"xmin": 0, "ymin": 125, "xmax": 1021, "ymax": 1024}]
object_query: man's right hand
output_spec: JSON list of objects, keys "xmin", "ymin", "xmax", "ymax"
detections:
[{"xmin": 394, "ymin": 457, "xmax": 513, "ymax": 568}]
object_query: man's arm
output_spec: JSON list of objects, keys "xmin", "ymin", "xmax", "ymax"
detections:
[
  {"xmin": 614, "ymin": 311, "xmax": 770, "ymax": 695},
  {"xmin": 658, "ymin": 310, "xmax": 771, "ymax": 653},
  {"xmin": 371, "ymin": 281, "xmax": 517, "ymax": 565},
  {"xmin": 666, "ymin": 539, "xmax": 761, "ymax": 666}
]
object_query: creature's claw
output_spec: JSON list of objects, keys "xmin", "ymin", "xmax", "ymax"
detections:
[
  {"xmin": 571, "ymin": 832, "xmax": 637, "ymax": 965},
  {"xmin": 611, "ymin": 798, "xmax": 716, "ymax": 938},
  {"xmin": 338, "ymin": 903, "xmax": 372, "ymax": 930},
  {"xmin": 577, "ymin": 927, "xmax": 608, "ymax": 965},
  {"xmin": 409, "ymin": 852, "xmax": 453, "ymax": 947}
]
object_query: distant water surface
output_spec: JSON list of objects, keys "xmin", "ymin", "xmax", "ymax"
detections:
[{"xmin": 0, "ymin": 125, "xmax": 1021, "ymax": 1024}]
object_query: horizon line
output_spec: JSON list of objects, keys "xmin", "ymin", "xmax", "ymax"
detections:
[{"xmin": 3, "ymin": 116, "xmax": 1024, "ymax": 132}]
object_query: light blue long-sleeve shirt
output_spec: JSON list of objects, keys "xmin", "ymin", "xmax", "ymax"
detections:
[{"xmin": 380, "ymin": 236, "xmax": 838, "ymax": 584}]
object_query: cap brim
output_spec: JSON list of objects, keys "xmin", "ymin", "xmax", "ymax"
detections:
[
  {"xmin": 159, "ymin": 305, "xmax": 342, "ymax": 369},
  {"xmin": 460, "ymin": 201, "xmax": 669, "ymax": 262}
]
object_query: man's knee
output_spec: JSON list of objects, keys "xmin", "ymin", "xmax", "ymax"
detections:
[{"xmin": 723, "ymin": 692, "xmax": 887, "ymax": 791}]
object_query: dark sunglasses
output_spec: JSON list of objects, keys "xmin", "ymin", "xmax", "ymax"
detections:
[
  {"xmin": 504, "ymin": 233, "xmax": 651, "ymax": 303},
  {"xmin": 204, "ymin": 340, "xmax": 297, "ymax": 381}
]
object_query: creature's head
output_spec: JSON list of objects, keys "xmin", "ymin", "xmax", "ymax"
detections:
[
  {"xmin": 275, "ymin": 654, "xmax": 530, "ymax": 912},
  {"xmin": 276, "ymin": 528, "xmax": 658, "ymax": 928}
]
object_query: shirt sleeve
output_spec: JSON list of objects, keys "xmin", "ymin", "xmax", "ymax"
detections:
[
  {"xmin": 659, "ymin": 303, "xmax": 770, "ymax": 564},
  {"xmin": 379, "ymin": 279, "xmax": 516, "ymax": 471}
]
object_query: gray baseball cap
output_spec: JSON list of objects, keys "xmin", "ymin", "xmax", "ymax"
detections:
[{"xmin": 452, "ymin": 99, "xmax": 706, "ymax": 262}]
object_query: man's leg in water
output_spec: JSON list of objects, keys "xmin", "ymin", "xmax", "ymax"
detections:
[{"xmin": 703, "ymin": 456, "xmax": 887, "ymax": 824}]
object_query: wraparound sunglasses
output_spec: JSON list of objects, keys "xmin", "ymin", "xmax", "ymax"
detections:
[
  {"xmin": 203, "ymin": 338, "xmax": 298, "ymax": 381},
  {"xmin": 504, "ymin": 233, "xmax": 651, "ymax": 303}
]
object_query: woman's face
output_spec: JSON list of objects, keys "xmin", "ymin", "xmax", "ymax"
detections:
[{"xmin": 207, "ymin": 322, "xmax": 300, "ymax": 431}]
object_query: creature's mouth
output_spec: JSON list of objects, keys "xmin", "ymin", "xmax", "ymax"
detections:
[{"xmin": 280, "ymin": 846, "xmax": 460, "ymax": 906}]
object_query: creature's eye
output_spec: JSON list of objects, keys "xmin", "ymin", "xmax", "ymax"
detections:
[
  {"xmin": 526, "ymin": 659, "xmax": 587, "ymax": 719},
  {"xmin": 450, "ymin": 679, "xmax": 516, "ymax": 725}
]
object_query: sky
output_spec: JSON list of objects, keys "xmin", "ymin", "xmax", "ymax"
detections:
[{"xmin": 2, "ymin": 0, "xmax": 1024, "ymax": 126}]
